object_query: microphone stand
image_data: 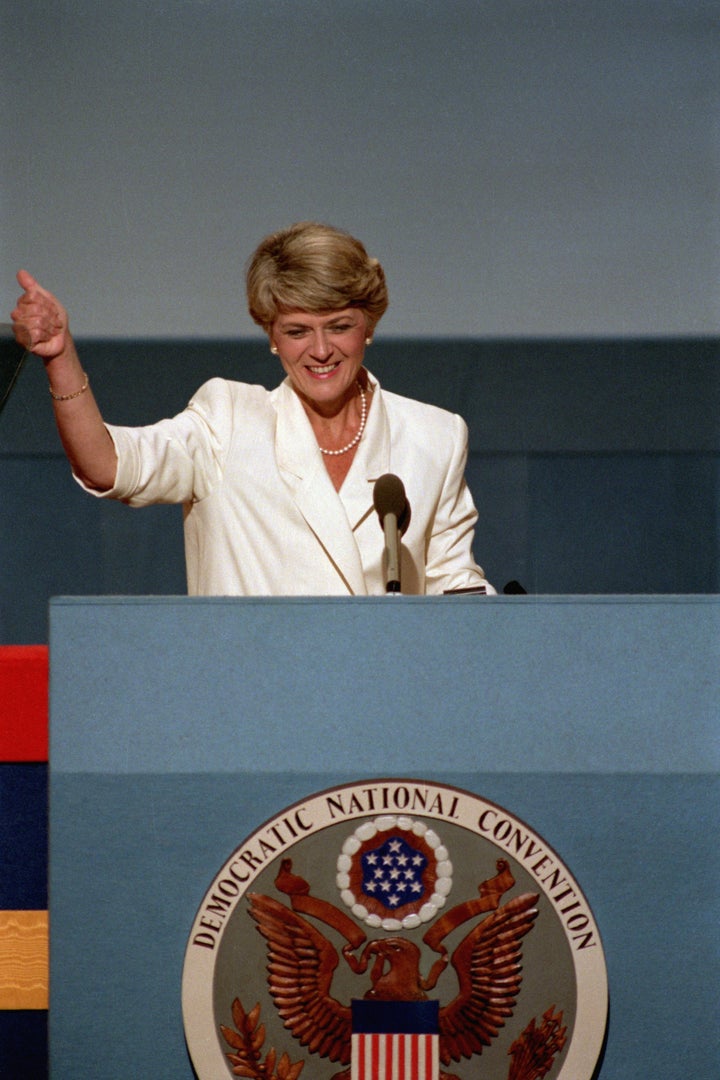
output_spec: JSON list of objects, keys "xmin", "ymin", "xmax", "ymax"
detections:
[{"xmin": 383, "ymin": 511, "xmax": 401, "ymax": 593}]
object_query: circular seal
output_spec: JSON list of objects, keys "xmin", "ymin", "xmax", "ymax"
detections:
[{"xmin": 182, "ymin": 779, "xmax": 607, "ymax": 1080}]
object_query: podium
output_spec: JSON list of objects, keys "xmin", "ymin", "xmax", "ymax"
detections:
[{"xmin": 49, "ymin": 595, "xmax": 719, "ymax": 1078}]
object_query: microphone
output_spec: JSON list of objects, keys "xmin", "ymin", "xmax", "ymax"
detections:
[{"xmin": 373, "ymin": 474, "xmax": 411, "ymax": 593}]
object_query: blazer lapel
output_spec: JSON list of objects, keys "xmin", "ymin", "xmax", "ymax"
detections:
[
  {"xmin": 274, "ymin": 380, "xmax": 369, "ymax": 595},
  {"xmin": 338, "ymin": 375, "xmax": 391, "ymax": 531}
]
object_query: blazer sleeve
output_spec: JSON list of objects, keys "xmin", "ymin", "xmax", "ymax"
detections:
[
  {"xmin": 423, "ymin": 413, "xmax": 494, "ymax": 594},
  {"xmin": 74, "ymin": 378, "xmax": 232, "ymax": 507}
]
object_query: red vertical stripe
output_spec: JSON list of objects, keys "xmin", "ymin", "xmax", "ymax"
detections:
[{"xmin": 0, "ymin": 646, "xmax": 48, "ymax": 762}]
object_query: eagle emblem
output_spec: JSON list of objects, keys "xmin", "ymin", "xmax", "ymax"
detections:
[{"xmin": 220, "ymin": 816, "xmax": 567, "ymax": 1080}]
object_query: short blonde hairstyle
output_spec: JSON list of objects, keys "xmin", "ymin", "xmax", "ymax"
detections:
[{"xmin": 246, "ymin": 222, "xmax": 389, "ymax": 332}]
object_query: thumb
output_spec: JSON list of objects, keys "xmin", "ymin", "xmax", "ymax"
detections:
[{"xmin": 16, "ymin": 268, "xmax": 39, "ymax": 292}]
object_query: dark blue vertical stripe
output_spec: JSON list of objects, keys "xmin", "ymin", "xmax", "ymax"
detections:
[
  {"xmin": 0, "ymin": 1012, "xmax": 48, "ymax": 1078},
  {"xmin": 0, "ymin": 763, "xmax": 48, "ymax": 909}
]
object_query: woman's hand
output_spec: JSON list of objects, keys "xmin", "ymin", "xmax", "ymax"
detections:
[{"xmin": 11, "ymin": 270, "xmax": 71, "ymax": 360}]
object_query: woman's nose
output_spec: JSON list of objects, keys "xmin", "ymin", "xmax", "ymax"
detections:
[{"xmin": 309, "ymin": 331, "xmax": 332, "ymax": 359}]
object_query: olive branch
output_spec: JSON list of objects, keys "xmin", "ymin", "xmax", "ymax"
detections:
[{"xmin": 220, "ymin": 998, "xmax": 304, "ymax": 1079}]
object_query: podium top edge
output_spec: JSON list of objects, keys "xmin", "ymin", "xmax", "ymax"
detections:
[{"xmin": 47, "ymin": 594, "xmax": 720, "ymax": 608}]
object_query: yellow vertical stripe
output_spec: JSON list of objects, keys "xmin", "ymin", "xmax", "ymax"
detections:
[{"xmin": 0, "ymin": 911, "xmax": 49, "ymax": 1009}]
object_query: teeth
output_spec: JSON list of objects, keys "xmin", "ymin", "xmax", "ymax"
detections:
[{"xmin": 309, "ymin": 363, "xmax": 338, "ymax": 374}]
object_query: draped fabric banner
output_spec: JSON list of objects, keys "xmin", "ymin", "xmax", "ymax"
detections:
[
  {"xmin": 0, "ymin": 646, "xmax": 48, "ymax": 1010},
  {"xmin": 0, "ymin": 645, "xmax": 49, "ymax": 1077}
]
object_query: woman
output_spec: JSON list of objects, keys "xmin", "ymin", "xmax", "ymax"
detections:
[{"xmin": 12, "ymin": 222, "xmax": 494, "ymax": 596}]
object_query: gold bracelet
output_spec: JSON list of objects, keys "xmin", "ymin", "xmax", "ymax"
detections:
[{"xmin": 49, "ymin": 372, "xmax": 89, "ymax": 401}]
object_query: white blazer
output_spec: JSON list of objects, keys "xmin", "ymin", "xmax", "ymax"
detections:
[{"xmin": 93, "ymin": 372, "xmax": 493, "ymax": 596}]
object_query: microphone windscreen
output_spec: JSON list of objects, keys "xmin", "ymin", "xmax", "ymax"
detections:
[{"xmin": 373, "ymin": 474, "xmax": 410, "ymax": 533}]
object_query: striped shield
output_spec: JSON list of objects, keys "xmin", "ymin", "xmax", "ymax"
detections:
[{"xmin": 351, "ymin": 1000, "xmax": 440, "ymax": 1080}]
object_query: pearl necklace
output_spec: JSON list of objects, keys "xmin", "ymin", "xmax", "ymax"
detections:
[{"xmin": 318, "ymin": 382, "xmax": 367, "ymax": 456}]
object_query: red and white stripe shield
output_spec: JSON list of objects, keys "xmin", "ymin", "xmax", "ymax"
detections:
[{"xmin": 351, "ymin": 1000, "xmax": 440, "ymax": 1080}]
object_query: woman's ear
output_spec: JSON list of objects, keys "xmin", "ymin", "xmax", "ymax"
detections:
[{"xmin": 363, "ymin": 313, "xmax": 375, "ymax": 345}]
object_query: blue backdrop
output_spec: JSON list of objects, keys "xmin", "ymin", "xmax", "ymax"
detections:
[{"xmin": 1, "ymin": 335, "xmax": 718, "ymax": 643}]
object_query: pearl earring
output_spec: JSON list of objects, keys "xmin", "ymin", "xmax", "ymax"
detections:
[
  {"xmin": 365, "ymin": 337, "xmax": 373, "ymax": 346},
  {"xmin": 270, "ymin": 345, "xmax": 278, "ymax": 355}
]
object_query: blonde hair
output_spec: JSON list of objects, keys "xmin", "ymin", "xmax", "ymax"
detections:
[{"xmin": 246, "ymin": 222, "xmax": 389, "ymax": 332}]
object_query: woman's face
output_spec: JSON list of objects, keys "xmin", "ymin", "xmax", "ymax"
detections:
[{"xmin": 269, "ymin": 308, "xmax": 368, "ymax": 410}]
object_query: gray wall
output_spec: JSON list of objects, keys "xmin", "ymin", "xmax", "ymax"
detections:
[
  {"xmin": 3, "ymin": 1, "xmax": 718, "ymax": 338},
  {"xmin": 1, "ymin": 334, "xmax": 718, "ymax": 644}
]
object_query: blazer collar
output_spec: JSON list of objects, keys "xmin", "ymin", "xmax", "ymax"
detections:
[{"xmin": 274, "ymin": 377, "xmax": 390, "ymax": 594}]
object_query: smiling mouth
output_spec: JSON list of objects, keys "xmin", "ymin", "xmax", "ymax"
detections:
[{"xmin": 307, "ymin": 362, "xmax": 340, "ymax": 375}]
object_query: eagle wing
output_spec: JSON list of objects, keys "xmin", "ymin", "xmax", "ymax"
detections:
[
  {"xmin": 439, "ymin": 892, "xmax": 539, "ymax": 1065},
  {"xmin": 248, "ymin": 892, "xmax": 352, "ymax": 1066}
]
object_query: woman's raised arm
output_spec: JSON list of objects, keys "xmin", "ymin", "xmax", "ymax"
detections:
[{"xmin": 11, "ymin": 270, "xmax": 118, "ymax": 491}]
